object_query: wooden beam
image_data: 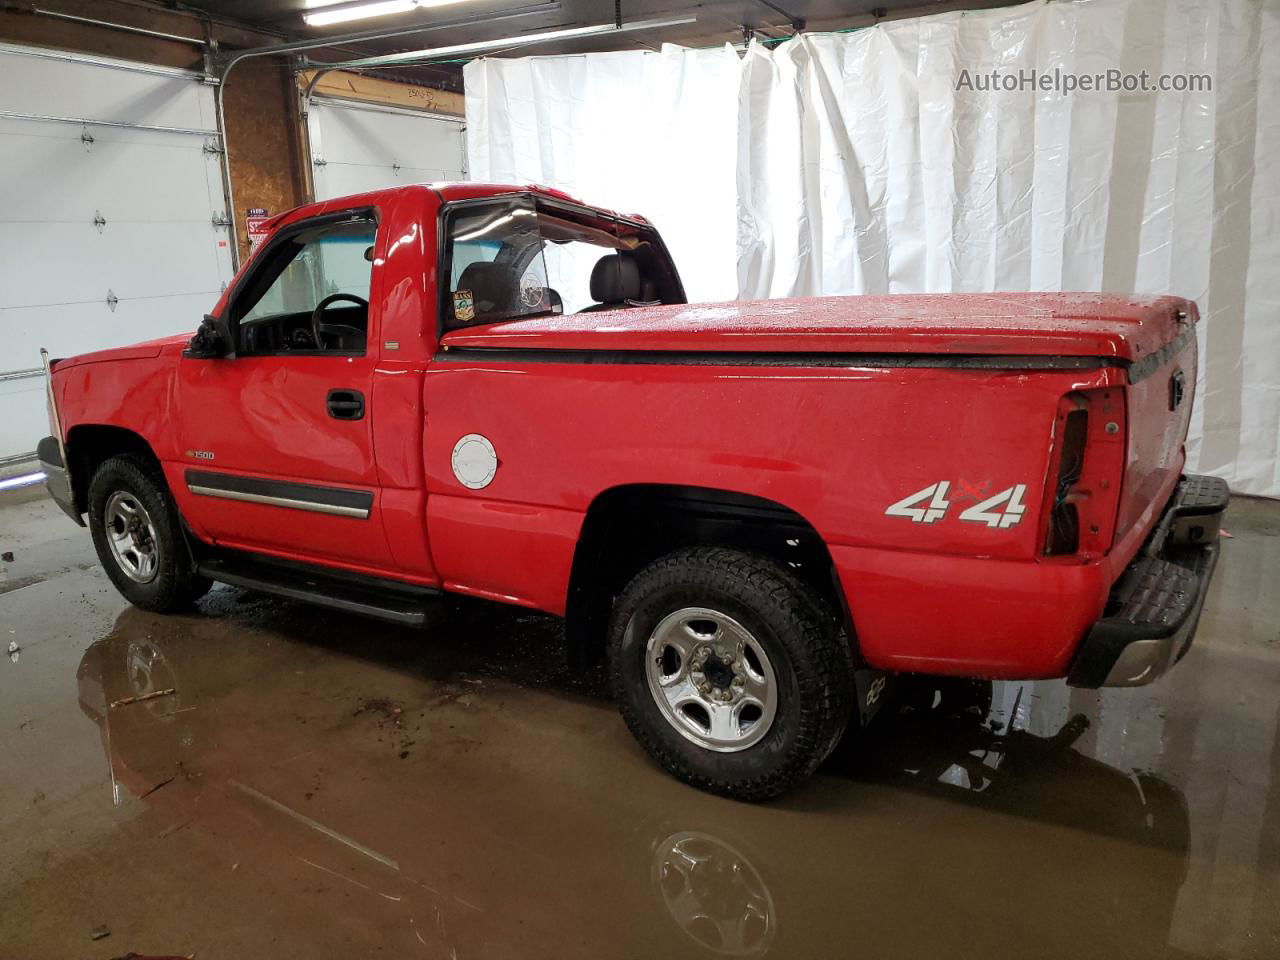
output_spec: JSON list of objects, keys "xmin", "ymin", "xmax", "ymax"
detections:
[{"xmin": 300, "ymin": 69, "xmax": 464, "ymax": 117}]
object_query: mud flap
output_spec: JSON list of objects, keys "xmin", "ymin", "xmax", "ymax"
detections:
[{"xmin": 853, "ymin": 667, "xmax": 893, "ymax": 726}]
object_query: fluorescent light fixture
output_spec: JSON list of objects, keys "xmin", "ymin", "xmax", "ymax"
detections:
[
  {"xmin": 334, "ymin": 15, "xmax": 698, "ymax": 67},
  {"xmin": 303, "ymin": 0, "xmax": 472, "ymax": 28},
  {"xmin": 0, "ymin": 471, "xmax": 46, "ymax": 492}
]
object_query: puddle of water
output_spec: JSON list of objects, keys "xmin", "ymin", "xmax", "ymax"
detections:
[{"xmin": 1, "ymin": 497, "xmax": 1278, "ymax": 958}]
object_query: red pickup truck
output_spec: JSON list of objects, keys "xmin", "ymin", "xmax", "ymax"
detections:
[{"xmin": 38, "ymin": 183, "xmax": 1227, "ymax": 800}]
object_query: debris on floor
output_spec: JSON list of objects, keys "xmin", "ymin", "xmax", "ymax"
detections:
[
  {"xmin": 90, "ymin": 924, "xmax": 110, "ymax": 941},
  {"xmin": 110, "ymin": 688, "xmax": 175, "ymax": 709}
]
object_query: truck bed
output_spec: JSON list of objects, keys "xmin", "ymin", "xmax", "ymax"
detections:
[{"xmin": 442, "ymin": 293, "xmax": 1190, "ymax": 361}]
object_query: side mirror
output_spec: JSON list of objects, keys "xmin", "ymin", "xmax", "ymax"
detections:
[{"xmin": 184, "ymin": 313, "xmax": 234, "ymax": 359}]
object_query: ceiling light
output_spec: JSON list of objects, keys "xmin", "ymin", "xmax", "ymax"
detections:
[{"xmin": 303, "ymin": 0, "xmax": 472, "ymax": 28}]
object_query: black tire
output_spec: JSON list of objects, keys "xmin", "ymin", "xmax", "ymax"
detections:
[
  {"xmin": 88, "ymin": 455, "xmax": 211, "ymax": 612},
  {"xmin": 607, "ymin": 547, "xmax": 853, "ymax": 801}
]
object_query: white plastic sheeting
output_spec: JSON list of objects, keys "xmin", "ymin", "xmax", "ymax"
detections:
[
  {"xmin": 465, "ymin": 46, "xmax": 742, "ymax": 303},
  {"xmin": 465, "ymin": 0, "xmax": 1280, "ymax": 497}
]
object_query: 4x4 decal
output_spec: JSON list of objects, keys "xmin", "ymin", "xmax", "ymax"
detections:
[
  {"xmin": 885, "ymin": 481, "xmax": 1029, "ymax": 528},
  {"xmin": 884, "ymin": 481, "xmax": 951, "ymax": 524}
]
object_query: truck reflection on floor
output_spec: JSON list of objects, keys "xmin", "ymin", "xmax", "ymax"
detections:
[{"xmin": 74, "ymin": 604, "xmax": 1190, "ymax": 960}]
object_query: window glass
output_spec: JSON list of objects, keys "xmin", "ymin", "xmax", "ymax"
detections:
[
  {"xmin": 242, "ymin": 222, "xmax": 376, "ymax": 323},
  {"xmin": 445, "ymin": 199, "xmax": 549, "ymax": 326},
  {"xmin": 234, "ymin": 217, "xmax": 377, "ymax": 355},
  {"xmin": 442, "ymin": 197, "xmax": 683, "ymax": 330}
]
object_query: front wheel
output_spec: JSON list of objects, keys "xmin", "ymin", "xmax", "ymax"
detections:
[
  {"xmin": 607, "ymin": 548, "xmax": 853, "ymax": 801},
  {"xmin": 88, "ymin": 455, "xmax": 210, "ymax": 612}
]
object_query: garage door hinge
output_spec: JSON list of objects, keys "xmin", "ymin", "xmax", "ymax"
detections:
[
  {"xmin": 93, "ymin": 211, "xmax": 106, "ymax": 233},
  {"xmin": 202, "ymin": 139, "xmax": 224, "ymax": 156},
  {"xmin": 81, "ymin": 129, "xmax": 95, "ymax": 146},
  {"xmin": 211, "ymin": 212, "xmax": 232, "ymax": 228},
  {"xmin": 313, "ymin": 156, "xmax": 327, "ymax": 167},
  {"xmin": 106, "ymin": 290, "xmax": 118, "ymax": 312}
]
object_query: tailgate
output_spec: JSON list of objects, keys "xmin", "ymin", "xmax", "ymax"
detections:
[{"xmin": 1116, "ymin": 305, "xmax": 1198, "ymax": 543}]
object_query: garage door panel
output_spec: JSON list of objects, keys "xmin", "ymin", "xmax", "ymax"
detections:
[
  {"xmin": 0, "ymin": 222, "xmax": 229, "ymax": 308},
  {"xmin": 308, "ymin": 99, "xmax": 466, "ymax": 201},
  {"xmin": 316, "ymin": 163, "xmax": 459, "ymax": 201},
  {"xmin": 0, "ymin": 120, "xmax": 223, "ymax": 223},
  {"xmin": 0, "ymin": 43, "xmax": 232, "ymax": 459},
  {"xmin": 315, "ymin": 104, "xmax": 464, "ymax": 170},
  {"xmin": 0, "ymin": 377, "xmax": 48, "ymax": 461},
  {"xmin": 4, "ymin": 293, "xmax": 213, "ymax": 372},
  {"xmin": 0, "ymin": 44, "xmax": 215, "ymax": 133}
]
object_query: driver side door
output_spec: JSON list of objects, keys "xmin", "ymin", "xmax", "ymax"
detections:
[{"xmin": 173, "ymin": 209, "xmax": 395, "ymax": 573}]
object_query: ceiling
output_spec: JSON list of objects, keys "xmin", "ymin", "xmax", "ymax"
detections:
[{"xmin": 186, "ymin": 0, "xmax": 1010, "ymax": 90}]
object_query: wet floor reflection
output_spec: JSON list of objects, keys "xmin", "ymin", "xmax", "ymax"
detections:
[
  {"xmin": 654, "ymin": 831, "xmax": 775, "ymax": 956},
  {"xmin": 4, "ymin": 496, "xmax": 1279, "ymax": 958},
  {"xmin": 57, "ymin": 601, "xmax": 1197, "ymax": 960}
]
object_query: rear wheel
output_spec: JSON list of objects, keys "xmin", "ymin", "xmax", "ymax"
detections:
[
  {"xmin": 88, "ymin": 455, "xmax": 210, "ymax": 612},
  {"xmin": 607, "ymin": 547, "xmax": 853, "ymax": 801}
]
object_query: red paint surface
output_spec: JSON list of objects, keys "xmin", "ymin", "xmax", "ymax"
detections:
[
  {"xmin": 443, "ymin": 293, "xmax": 1189, "ymax": 360},
  {"xmin": 48, "ymin": 183, "xmax": 1199, "ymax": 679}
]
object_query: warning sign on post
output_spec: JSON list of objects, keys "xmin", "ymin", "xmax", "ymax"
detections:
[{"xmin": 246, "ymin": 208, "xmax": 270, "ymax": 252}]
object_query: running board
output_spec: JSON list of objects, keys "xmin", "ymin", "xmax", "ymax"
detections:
[{"xmin": 196, "ymin": 553, "xmax": 439, "ymax": 626}]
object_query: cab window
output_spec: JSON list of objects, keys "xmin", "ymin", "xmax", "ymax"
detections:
[
  {"xmin": 440, "ymin": 196, "xmax": 684, "ymax": 330},
  {"xmin": 232, "ymin": 214, "xmax": 377, "ymax": 356}
]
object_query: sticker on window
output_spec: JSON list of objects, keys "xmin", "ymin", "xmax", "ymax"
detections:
[
  {"xmin": 519, "ymin": 271, "xmax": 546, "ymax": 309},
  {"xmin": 453, "ymin": 289, "xmax": 475, "ymax": 322}
]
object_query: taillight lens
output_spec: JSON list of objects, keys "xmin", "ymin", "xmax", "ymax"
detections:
[
  {"xmin": 1045, "ymin": 409, "xmax": 1088, "ymax": 554},
  {"xmin": 1041, "ymin": 389, "xmax": 1125, "ymax": 560}
]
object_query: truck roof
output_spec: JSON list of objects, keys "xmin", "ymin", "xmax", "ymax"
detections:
[
  {"xmin": 262, "ymin": 182, "xmax": 650, "ymax": 235},
  {"xmin": 442, "ymin": 293, "xmax": 1194, "ymax": 362}
]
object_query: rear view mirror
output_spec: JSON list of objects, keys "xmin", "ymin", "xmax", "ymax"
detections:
[{"xmin": 184, "ymin": 313, "xmax": 234, "ymax": 359}]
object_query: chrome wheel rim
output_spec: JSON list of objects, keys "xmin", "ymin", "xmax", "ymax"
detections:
[
  {"xmin": 104, "ymin": 490, "xmax": 160, "ymax": 584},
  {"xmin": 644, "ymin": 607, "xmax": 778, "ymax": 753}
]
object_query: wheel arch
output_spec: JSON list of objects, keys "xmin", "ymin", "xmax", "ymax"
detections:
[
  {"xmin": 564, "ymin": 483, "xmax": 854, "ymax": 669},
  {"xmin": 65, "ymin": 424, "xmax": 164, "ymax": 516}
]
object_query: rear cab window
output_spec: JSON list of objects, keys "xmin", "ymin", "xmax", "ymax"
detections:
[{"xmin": 440, "ymin": 194, "xmax": 685, "ymax": 331}]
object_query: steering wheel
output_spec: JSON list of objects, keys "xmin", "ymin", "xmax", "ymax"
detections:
[{"xmin": 311, "ymin": 293, "xmax": 368, "ymax": 350}]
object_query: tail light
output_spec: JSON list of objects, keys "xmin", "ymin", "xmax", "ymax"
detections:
[{"xmin": 1040, "ymin": 388, "xmax": 1125, "ymax": 560}]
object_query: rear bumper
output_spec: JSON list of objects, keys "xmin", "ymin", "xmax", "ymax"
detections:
[
  {"xmin": 1068, "ymin": 474, "xmax": 1228, "ymax": 688},
  {"xmin": 37, "ymin": 435, "xmax": 84, "ymax": 526}
]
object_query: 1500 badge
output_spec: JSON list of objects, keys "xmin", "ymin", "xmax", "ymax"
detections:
[{"xmin": 885, "ymin": 480, "xmax": 1028, "ymax": 528}]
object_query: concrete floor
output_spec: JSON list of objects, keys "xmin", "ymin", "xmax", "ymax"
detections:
[{"xmin": 1, "ymin": 489, "xmax": 1278, "ymax": 960}]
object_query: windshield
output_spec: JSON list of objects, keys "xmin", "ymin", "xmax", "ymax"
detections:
[{"xmin": 441, "ymin": 195, "xmax": 684, "ymax": 329}]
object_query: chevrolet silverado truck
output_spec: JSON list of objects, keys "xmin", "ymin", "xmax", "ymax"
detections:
[{"xmin": 37, "ymin": 183, "xmax": 1228, "ymax": 800}]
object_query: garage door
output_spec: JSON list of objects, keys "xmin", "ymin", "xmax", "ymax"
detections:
[
  {"xmin": 307, "ymin": 97, "xmax": 466, "ymax": 201},
  {"xmin": 0, "ymin": 43, "xmax": 234, "ymax": 463}
]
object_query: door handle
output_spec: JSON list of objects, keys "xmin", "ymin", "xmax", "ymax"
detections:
[{"xmin": 326, "ymin": 388, "xmax": 365, "ymax": 420}]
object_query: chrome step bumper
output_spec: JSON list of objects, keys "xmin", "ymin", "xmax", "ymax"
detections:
[{"xmin": 1068, "ymin": 474, "xmax": 1228, "ymax": 688}]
